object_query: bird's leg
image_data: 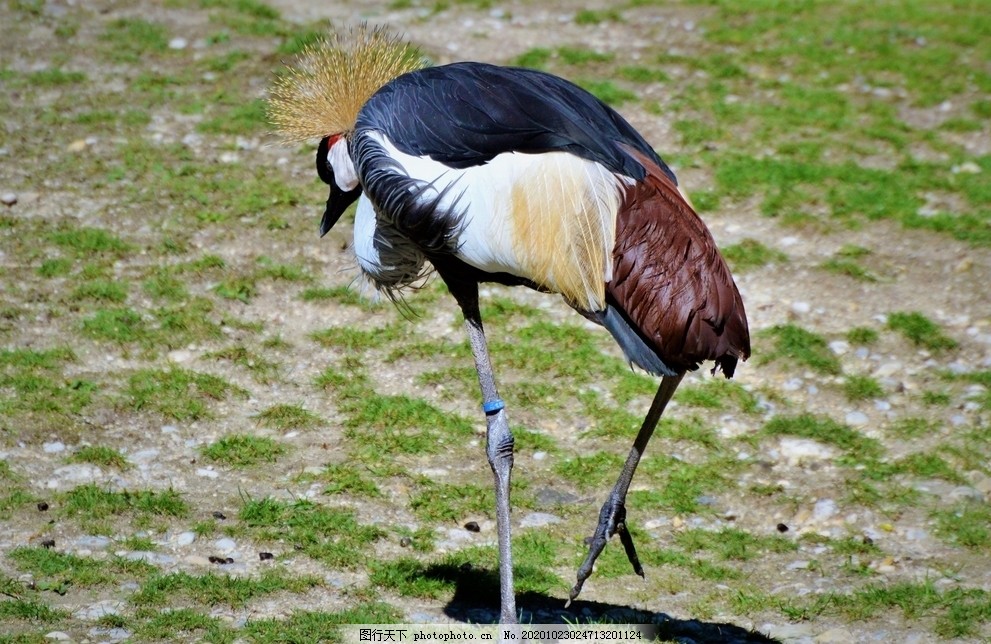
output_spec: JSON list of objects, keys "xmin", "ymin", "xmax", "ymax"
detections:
[
  {"xmin": 568, "ymin": 373, "xmax": 684, "ymax": 605},
  {"xmin": 452, "ymin": 283, "xmax": 518, "ymax": 624}
]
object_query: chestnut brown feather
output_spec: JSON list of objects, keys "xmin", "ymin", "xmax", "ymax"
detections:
[{"xmin": 609, "ymin": 146, "xmax": 750, "ymax": 377}]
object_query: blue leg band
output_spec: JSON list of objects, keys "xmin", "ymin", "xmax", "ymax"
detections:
[{"xmin": 482, "ymin": 399, "xmax": 505, "ymax": 415}]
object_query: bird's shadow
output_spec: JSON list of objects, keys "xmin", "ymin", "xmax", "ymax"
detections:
[{"xmin": 420, "ymin": 563, "xmax": 780, "ymax": 643}]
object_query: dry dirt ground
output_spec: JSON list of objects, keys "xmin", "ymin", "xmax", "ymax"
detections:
[{"xmin": 1, "ymin": 1, "xmax": 990, "ymax": 643}]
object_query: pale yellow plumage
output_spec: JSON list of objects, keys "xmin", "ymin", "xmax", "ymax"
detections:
[
  {"xmin": 268, "ymin": 25, "xmax": 426, "ymax": 142},
  {"xmin": 507, "ymin": 154, "xmax": 620, "ymax": 311}
]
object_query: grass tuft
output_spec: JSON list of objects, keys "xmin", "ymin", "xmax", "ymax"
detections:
[
  {"xmin": 759, "ymin": 324, "xmax": 841, "ymax": 374},
  {"xmin": 887, "ymin": 311, "xmax": 958, "ymax": 351},
  {"xmin": 201, "ymin": 434, "xmax": 285, "ymax": 467}
]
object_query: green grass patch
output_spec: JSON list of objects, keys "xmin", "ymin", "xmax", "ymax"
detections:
[
  {"xmin": 300, "ymin": 285, "xmax": 381, "ymax": 310},
  {"xmin": 27, "ymin": 68, "xmax": 86, "ymax": 86},
  {"xmin": 820, "ymin": 245, "xmax": 878, "ymax": 282},
  {"xmin": 62, "ymin": 484, "xmax": 187, "ymax": 521},
  {"xmin": 843, "ymin": 374, "xmax": 884, "ymax": 401},
  {"xmin": 720, "ymin": 238, "xmax": 787, "ymax": 272},
  {"xmin": 933, "ymin": 502, "xmax": 991, "ymax": 550},
  {"xmin": 894, "ymin": 452, "xmax": 965, "ymax": 484},
  {"xmin": 618, "ymin": 65, "xmax": 669, "ymax": 84},
  {"xmin": 0, "ymin": 597, "xmax": 69, "ymax": 623},
  {"xmin": 131, "ymin": 607, "xmax": 230, "ymax": 642},
  {"xmin": 254, "ymin": 403, "xmax": 321, "ymax": 431},
  {"xmin": 635, "ymin": 455, "xmax": 736, "ymax": 515},
  {"xmin": 48, "ymin": 227, "xmax": 131, "ymax": 257},
  {"xmin": 343, "ymin": 393, "xmax": 472, "ymax": 456},
  {"xmin": 81, "ymin": 307, "xmax": 149, "ymax": 343},
  {"xmin": 198, "ymin": 98, "xmax": 269, "ymax": 135},
  {"xmin": 0, "ymin": 347, "xmax": 94, "ymax": 420},
  {"xmin": 130, "ymin": 568, "xmax": 319, "ymax": 609},
  {"xmin": 574, "ymin": 8, "xmax": 622, "ymax": 24},
  {"xmin": 888, "ymin": 416, "xmax": 936, "ymax": 439},
  {"xmin": 558, "ymin": 46, "xmax": 614, "ymax": 66},
  {"xmin": 555, "ymin": 451, "xmax": 625, "ymax": 491},
  {"xmin": 239, "ymin": 497, "xmax": 381, "ymax": 567},
  {"xmin": 9, "ymin": 546, "xmax": 156, "ymax": 590},
  {"xmin": 124, "ymin": 367, "xmax": 246, "ymax": 421},
  {"xmin": 201, "ymin": 434, "xmax": 285, "ymax": 467},
  {"xmin": 577, "ymin": 79, "xmax": 637, "ymax": 106},
  {"xmin": 154, "ymin": 297, "xmax": 224, "ymax": 348},
  {"xmin": 205, "ymin": 345, "xmax": 278, "ymax": 382},
  {"xmin": 101, "ymin": 18, "xmax": 170, "ymax": 62},
  {"xmin": 887, "ymin": 311, "xmax": 958, "ymax": 351},
  {"xmin": 213, "ymin": 274, "xmax": 257, "ymax": 303},
  {"xmin": 68, "ymin": 445, "xmax": 130, "ymax": 470},
  {"xmin": 758, "ymin": 324, "xmax": 841, "ymax": 374},
  {"xmin": 675, "ymin": 378, "xmax": 760, "ymax": 413},
  {"xmin": 763, "ymin": 414, "xmax": 882, "ymax": 460},
  {"xmin": 143, "ymin": 271, "xmax": 188, "ymax": 301},
  {"xmin": 409, "ymin": 480, "xmax": 492, "ymax": 523},
  {"xmin": 674, "ymin": 527, "xmax": 797, "ymax": 561},
  {"xmin": 311, "ymin": 324, "xmax": 402, "ymax": 352},
  {"xmin": 513, "ymin": 47, "xmax": 551, "ymax": 69},
  {"xmin": 313, "ymin": 463, "xmax": 381, "ymax": 497},
  {"xmin": 70, "ymin": 279, "xmax": 129, "ymax": 303},
  {"xmin": 37, "ymin": 258, "xmax": 73, "ymax": 278},
  {"xmin": 846, "ymin": 326, "xmax": 879, "ymax": 345}
]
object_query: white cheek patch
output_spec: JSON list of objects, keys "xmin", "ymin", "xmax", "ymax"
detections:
[
  {"xmin": 329, "ymin": 138, "xmax": 359, "ymax": 191},
  {"xmin": 352, "ymin": 195, "xmax": 380, "ymax": 276}
]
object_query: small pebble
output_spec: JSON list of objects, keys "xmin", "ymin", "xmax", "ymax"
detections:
[
  {"xmin": 73, "ymin": 600, "xmax": 123, "ymax": 621},
  {"xmin": 519, "ymin": 512, "xmax": 562, "ymax": 528},
  {"xmin": 175, "ymin": 531, "xmax": 196, "ymax": 546},
  {"xmin": 812, "ymin": 499, "xmax": 838, "ymax": 523},
  {"xmin": 168, "ymin": 37, "xmax": 188, "ymax": 50},
  {"xmin": 952, "ymin": 161, "xmax": 981, "ymax": 174},
  {"xmin": 1, "ymin": 192, "xmax": 16, "ymax": 206},
  {"xmin": 74, "ymin": 535, "xmax": 111, "ymax": 550},
  {"xmin": 845, "ymin": 411, "xmax": 869, "ymax": 426},
  {"xmin": 399, "ymin": 536, "xmax": 412, "ymax": 547},
  {"xmin": 214, "ymin": 537, "xmax": 236, "ymax": 553},
  {"xmin": 778, "ymin": 437, "xmax": 835, "ymax": 463},
  {"xmin": 42, "ymin": 441, "xmax": 65, "ymax": 454},
  {"xmin": 828, "ymin": 340, "xmax": 849, "ymax": 355}
]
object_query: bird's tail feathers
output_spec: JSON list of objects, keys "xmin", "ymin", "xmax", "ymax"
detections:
[{"xmin": 597, "ymin": 305, "xmax": 681, "ymax": 377}]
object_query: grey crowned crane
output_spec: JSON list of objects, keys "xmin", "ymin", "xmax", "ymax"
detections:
[{"xmin": 270, "ymin": 27, "xmax": 750, "ymax": 624}]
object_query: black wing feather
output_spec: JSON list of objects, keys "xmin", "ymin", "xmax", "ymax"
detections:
[{"xmin": 354, "ymin": 62, "xmax": 677, "ymax": 183}]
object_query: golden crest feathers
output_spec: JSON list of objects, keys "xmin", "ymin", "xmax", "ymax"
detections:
[{"xmin": 269, "ymin": 24, "xmax": 426, "ymax": 142}]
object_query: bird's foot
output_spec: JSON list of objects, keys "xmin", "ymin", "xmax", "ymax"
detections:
[{"xmin": 566, "ymin": 496, "xmax": 642, "ymax": 606}]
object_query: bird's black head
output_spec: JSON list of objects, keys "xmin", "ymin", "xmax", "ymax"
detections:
[{"xmin": 316, "ymin": 134, "xmax": 361, "ymax": 237}]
